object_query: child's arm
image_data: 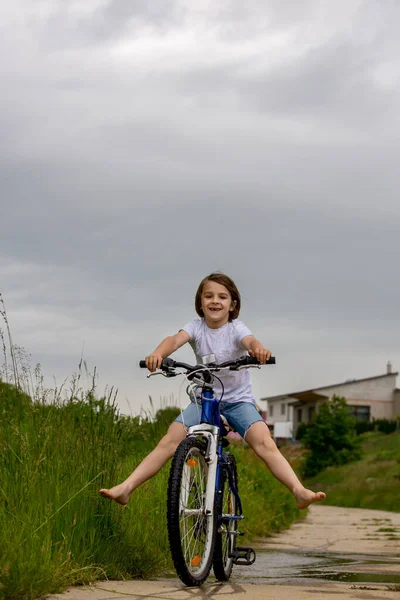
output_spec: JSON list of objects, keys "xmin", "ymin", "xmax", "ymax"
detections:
[
  {"xmin": 145, "ymin": 330, "xmax": 190, "ymax": 372},
  {"xmin": 241, "ymin": 335, "xmax": 272, "ymax": 364}
]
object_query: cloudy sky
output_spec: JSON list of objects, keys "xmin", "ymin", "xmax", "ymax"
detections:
[{"xmin": 1, "ymin": 0, "xmax": 399, "ymax": 416}]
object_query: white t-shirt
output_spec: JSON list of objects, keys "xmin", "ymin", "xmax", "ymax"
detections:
[{"xmin": 181, "ymin": 318, "xmax": 256, "ymax": 404}]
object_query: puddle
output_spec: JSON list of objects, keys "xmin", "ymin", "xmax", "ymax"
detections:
[{"xmin": 231, "ymin": 549, "xmax": 400, "ymax": 586}]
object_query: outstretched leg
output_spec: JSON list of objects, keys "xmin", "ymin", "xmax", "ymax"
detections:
[
  {"xmin": 99, "ymin": 421, "xmax": 186, "ymax": 505},
  {"xmin": 245, "ymin": 421, "xmax": 326, "ymax": 509}
]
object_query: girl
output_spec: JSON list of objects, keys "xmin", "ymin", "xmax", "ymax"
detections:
[{"xmin": 100, "ymin": 273, "xmax": 325, "ymax": 509}]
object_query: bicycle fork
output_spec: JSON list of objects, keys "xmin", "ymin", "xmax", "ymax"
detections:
[{"xmin": 186, "ymin": 424, "xmax": 219, "ymax": 517}]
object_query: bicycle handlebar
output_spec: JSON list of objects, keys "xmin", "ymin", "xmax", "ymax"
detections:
[{"xmin": 139, "ymin": 355, "xmax": 276, "ymax": 372}]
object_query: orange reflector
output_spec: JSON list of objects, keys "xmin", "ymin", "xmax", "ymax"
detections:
[
  {"xmin": 186, "ymin": 459, "xmax": 197, "ymax": 467},
  {"xmin": 191, "ymin": 555, "xmax": 202, "ymax": 567}
]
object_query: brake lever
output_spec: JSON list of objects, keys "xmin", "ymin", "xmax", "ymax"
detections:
[
  {"xmin": 147, "ymin": 369, "xmax": 175, "ymax": 379},
  {"xmin": 236, "ymin": 364, "xmax": 261, "ymax": 371},
  {"xmin": 147, "ymin": 369, "xmax": 179, "ymax": 379},
  {"xmin": 147, "ymin": 371, "xmax": 169, "ymax": 379}
]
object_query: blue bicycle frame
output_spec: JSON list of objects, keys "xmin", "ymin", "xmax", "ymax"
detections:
[{"xmin": 198, "ymin": 389, "xmax": 243, "ymax": 518}]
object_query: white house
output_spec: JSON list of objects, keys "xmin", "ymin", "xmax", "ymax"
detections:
[{"xmin": 261, "ymin": 362, "xmax": 400, "ymax": 440}]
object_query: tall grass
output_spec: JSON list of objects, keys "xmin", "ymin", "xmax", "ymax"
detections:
[
  {"xmin": 0, "ymin": 298, "xmax": 301, "ymax": 599},
  {"xmin": 0, "ymin": 381, "xmax": 174, "ymax": 599},
  {"xmin": 0, "ymin": 384, "xmax": 301, "ymax": 600}
]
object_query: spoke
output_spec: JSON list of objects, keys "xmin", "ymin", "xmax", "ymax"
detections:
[
  {"xmin": 180, "ymin": 519, "xmax": 197, "ymax": 543},
  {"xmin": 183, "ymin": 515, "xmax": 202, "ymax": 566},
  {"xmin": 182, "ymin": 519, "xmax": 197, "ymax": 564},
  {"xmin": 223, "ymin": 489, "xmax": 232, "ymax": 559},
  {"xmin": 179, "ymin": 449, "xmax": 209, "ymax": 573},
  {"xmin": 184, "ymin": 515, "xmax": 202, "ymax": 567}
]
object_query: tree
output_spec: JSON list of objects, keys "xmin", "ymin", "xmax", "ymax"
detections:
[{"xmin": 300, "ymin": 395, "xmax": 362, "ymax": 478}]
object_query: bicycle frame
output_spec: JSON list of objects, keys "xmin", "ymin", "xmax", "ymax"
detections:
[{"xmin": 186, "ymin": 389, "xmax": 242, "ymax": 521}]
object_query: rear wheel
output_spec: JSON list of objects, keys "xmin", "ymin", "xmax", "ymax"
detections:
[
  {"xmin": 167, "ymin": 437, "xmax": 216, "ymax": 586},
  {"xmin": 213, "ymin": 452, "xmax": 238, "ymax": 581}
]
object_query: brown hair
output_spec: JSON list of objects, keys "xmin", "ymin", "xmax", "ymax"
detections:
[{"xmin": 195, "ymin": 272, "xmax": 241, "ymax": 321}]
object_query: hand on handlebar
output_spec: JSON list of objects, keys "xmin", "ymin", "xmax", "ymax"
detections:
[
  {"xmin": 145, "ymin": 353, "xmax": 164, "ymax": 372},
  {"xmin": 248, "ymin": 346, "xmax": 272, "ymax": 365}
]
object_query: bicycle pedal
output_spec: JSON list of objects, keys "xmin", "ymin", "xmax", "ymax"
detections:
[{"xmin": 230, "ymin": 547, "xmax": 256, "ymax": 566}]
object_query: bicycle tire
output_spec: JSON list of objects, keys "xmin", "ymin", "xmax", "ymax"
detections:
[
  {"xmin": 167, "ymin": 436, "xmax": 217, "ymax": 586},
  {"xmin": 213, "ymin": 452, "xmax": 238, "ymax": 581}
]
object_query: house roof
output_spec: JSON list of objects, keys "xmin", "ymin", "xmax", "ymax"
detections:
[{"xmin": 261, "ymin": 371, "xmax": 399, "ymax": 404}]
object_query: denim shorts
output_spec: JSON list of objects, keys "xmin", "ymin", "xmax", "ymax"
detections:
[{"xmin": 174, "ymin": 400, "xmax": 265, "ymax": 440}]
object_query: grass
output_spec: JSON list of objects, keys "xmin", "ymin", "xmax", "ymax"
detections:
[
  {"xmin": 0, "ymin": 382, "xmax": 172, "ymax": 600},
  {"xmin": 304, "ymin": 430, "xmax": 400, "ymax": 512},
  {"xmin": 0, "ymin": 379, "xmax": 301, "ymax": 600}
]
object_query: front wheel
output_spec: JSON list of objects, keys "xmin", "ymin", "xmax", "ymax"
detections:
[
  {"xmin": 213, "ymin": 452, "xmax": 239, "ymax": 581},
  {"xmin": 167, "ymin": 436, "xmax": 216, "ymax": 586}
]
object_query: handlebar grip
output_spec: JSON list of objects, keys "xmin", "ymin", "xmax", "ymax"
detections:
[
  {"xmin": 245, "ymin": 356, "xmax": 276, "ymax": 365},
  {"xmin": 139, "ymin": 358, "xmax": 175, "ymax": 369}
]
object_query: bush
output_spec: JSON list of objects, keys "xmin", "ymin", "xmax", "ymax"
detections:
[
  {"xmin": 300, "ymin": 396, "xmax": 362, "ymax": 478},
  {"xmin": 355, "ymin": 418, "xmax": 397, "ymax": 436},
  {"xmin": 355, "ymin": 420, "xmax": 374, "ymax": 435},
  {"xmin": 374, "ymin": 418, "xmax": 397, "ymax": 435},
  {"xmin": 295, "ymin": 422, "xmax": 310, "ymax": 441}
]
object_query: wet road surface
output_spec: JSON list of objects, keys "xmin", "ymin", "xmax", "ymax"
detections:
[
  {"xmin": 48, "ymin": 505, "xmax": 400, "ymax": 599},
  {"xmin": 235, "ymin": 504, "xmax": 400, "ymax": 587}
]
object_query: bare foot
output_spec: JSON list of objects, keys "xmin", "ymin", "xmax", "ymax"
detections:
[
  {"xmin": 99, "ymin": 483, "xmax": 131, "ymax": 506},
  {"xmin": 294, "ymin": 488, "xmax": 326, "ymax": 510}
]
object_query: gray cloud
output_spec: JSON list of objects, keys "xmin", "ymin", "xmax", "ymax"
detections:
[
  {"xmin": 1, "ymin": 0, "xmax": 399, "ymax": 413},
  {"xmin": 23, "ymin": 0, "xmax": 181, "ymax": 50}
]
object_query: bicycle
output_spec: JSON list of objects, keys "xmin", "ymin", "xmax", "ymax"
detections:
[{"xmin": 140, "ymin": 354, "xmax": 275, "ymax": 586}]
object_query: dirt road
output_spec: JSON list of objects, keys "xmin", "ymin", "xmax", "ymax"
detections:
[{"xmin": 48, "ymin": 505, "xmax": 400, "ymax": 599}]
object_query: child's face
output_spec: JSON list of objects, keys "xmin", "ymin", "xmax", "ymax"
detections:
[{"xmin": 201, "ymin": 281, "xmax": 236, "ymax": 328}]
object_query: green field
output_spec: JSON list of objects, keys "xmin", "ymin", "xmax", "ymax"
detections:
[
  {"xmin": 0, "ymin": 381, "xmax": 300, "ymax": 600},
  {"xmin": 305, "ymin": 430, "xmax": 400, "ymax": 512}
]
